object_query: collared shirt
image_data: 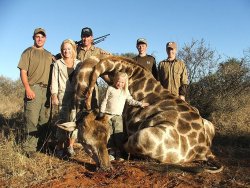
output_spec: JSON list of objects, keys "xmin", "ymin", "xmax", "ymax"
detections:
[
  {"xmin": 77, "ymin": 45, "xmax": 103, "ymax": 62},
  {"xmin": 133, "ymin": 55, "xmax": 158, "ymax": 80},
  {"xmin": 158, "ymin": 58, "xmax": 188, "ymax": 96},
  {"xmin": 51, "ymin": 58, "xmax": 81, "ymax": 94},
  {"xmin": 100, "ymin": 86, "xmax": 143, "ymax": 116},
  {"xmin": 18, "ymin": 46, "xmax": 53, "ymax": 86}
]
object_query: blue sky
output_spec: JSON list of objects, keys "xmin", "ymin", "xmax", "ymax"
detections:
[{"xmin": 0, "ymin": 0, "xmax": 250, "ymax": 80}]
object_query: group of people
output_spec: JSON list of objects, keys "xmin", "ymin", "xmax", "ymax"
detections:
[
  {"xmin": 17, "ymin": 27, "xmax": 188, "ymax": 160},
  {"xmin": 134, "ymin": 38, "xmax": 188, "ymax": 101}
]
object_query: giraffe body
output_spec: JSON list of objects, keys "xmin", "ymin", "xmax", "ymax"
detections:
[{"xmin": 75, "ymin": 55, "xmax": 216, "ymax": 164}]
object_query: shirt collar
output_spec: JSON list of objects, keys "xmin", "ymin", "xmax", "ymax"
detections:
[
  {"xmin": 166, "ymin": 58, "xmax": 177, "ymax": 63},
  {"xmin": 80, "ymin": 45, "xmax": 95, "ymax": 51}
]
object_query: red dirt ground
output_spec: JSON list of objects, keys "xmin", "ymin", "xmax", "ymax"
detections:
[{"xmin": 29, "ymin": 144, "xmax": 250, "ymax": 188}]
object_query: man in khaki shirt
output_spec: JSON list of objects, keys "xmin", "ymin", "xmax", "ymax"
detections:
[
  {"xmin": 158, "ymin": 42, "xmax": 188, "ymax": 100},
  {"xmin": 77, "ymin": 27, "xmax": 110, "ymax": 109},
  {"xmin": 77, "ymin": 27, "xmax": 107, "ymax": 61}
]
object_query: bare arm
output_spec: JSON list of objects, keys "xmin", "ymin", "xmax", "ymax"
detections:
[
  {"xmin": 51, "ymin": 63, "xmax": 59, "ymax": 105},
  {"xmin": 20, "ymin": 69, "xmax": 35, "ymax": 99}
]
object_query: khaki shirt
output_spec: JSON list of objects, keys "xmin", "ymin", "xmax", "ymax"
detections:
[
  {"xmin": 77, "ymin": 45, "xmax": 103, "ymax": 62},
  {"xmin": 18, "ymin": 46, "xmax": 52, "ymax": 85},
  {"xmin": 133, "ymin": 55, "xmax": 158, "ymax": 80},
  {"xmin": 51, "ymin": 58, "xmax": 81, "ymax": 95},
  {"xmin": 158, "ymin": 58, "xmax": 188, "ymax": 96}
]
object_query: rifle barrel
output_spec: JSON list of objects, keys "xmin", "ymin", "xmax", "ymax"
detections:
[
  {"xmin": 93, "ymin": 38, "xmax": 105, "ymax": 45},
  {"xmin": 74, "ymin": 33, "xmax": 110, "ymax": 46},
  {"xmin": 93, "ymin": 34, "xmax": 110, "ymax": 41}
]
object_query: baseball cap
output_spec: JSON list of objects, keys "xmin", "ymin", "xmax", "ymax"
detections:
[
  {"xmin": 33, "ymin": 28, "xmax": 46, "ymax": 37},
  {"xmin": 81, "ymin": 27, "xmax": 93, "ymax": 37},
  {"xmin": 137, "ymin": 38, "xmax": 147, "ymax": 45},
  {"xmin": 166, "ymin": 42, "xmax": 177, "ymax": 50}
]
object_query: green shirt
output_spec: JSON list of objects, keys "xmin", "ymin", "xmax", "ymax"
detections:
[
  {"xmin": 18, "ymin": 46, "xmax": 52, "ymax": 85},
  {"xmin": 158, "ymin": 58, "xmax": 188, "ymax": 96}
]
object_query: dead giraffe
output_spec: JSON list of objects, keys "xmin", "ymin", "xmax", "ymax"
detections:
[{"xmin": 75, "ymin": 55, "xmax": 221, "ymax": 169}]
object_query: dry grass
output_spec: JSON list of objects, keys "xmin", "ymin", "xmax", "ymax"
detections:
[
  {"xmin": 0, "ymin": 76, "xmax": 23, "ymax": 119},
  {"xmin": 0, "ymin": 134, "xmax": 70, "ymax": 187},
  {"xmin": 0, "ymin": 95, "xmax": 23, "ymax": 118},
  {"xmin": 0, "ymin": 77, "xmax": 69, "ymax": 187}
]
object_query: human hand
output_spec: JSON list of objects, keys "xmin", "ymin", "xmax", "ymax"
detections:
[
  {"xmin": 142, "ymin": 102, "xmax": 149, "ymax": 108},
  {"xmin": 180, "ymin": 95, "xmax": 185, "ymax": 101},
  {"xmin": 51, "ymin": 94, "xmax": 59, "ymax": 105},
  {"xmin": 26, "ymin": 88, "xmax": 35, "ymax": 99}
]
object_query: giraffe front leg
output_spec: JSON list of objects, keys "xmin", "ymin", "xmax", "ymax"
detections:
[{"xmin": 124, "ymin": 131, "xmax": 146, "ymax": 157}]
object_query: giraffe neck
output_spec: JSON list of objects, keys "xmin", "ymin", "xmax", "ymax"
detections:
[{"xmin": 85, "ymin": 56, "xmax": 169, "ymax": 108}]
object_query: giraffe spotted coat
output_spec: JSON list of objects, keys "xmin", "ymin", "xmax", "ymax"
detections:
[{"xmin": 75, "ymin": 55, "xmax": 216, "ymax": 165}]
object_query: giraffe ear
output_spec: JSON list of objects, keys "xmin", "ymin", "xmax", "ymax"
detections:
[{"xmin": 57, "ymin": 122, "xmax": 76, "ymax": 132}]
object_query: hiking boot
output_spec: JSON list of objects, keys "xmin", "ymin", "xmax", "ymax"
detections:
[
  {"xmin": 25, "ymin": 151, "xmax": 38, "ymax": 158},
  {"xmin": 55, "ymin": 149, "xmax": 64, "ymax": 158},
  {"xmin": 115, "ymin": 152, "xmax": 125, "ymax": 161},
  {"xmin": 116, "ymin": 157, "xmax": 125, "ymax": 162},
  {"xmin": 109, "ymin": 154, "xmax": 115, "ymax": 161},
  {"xmin": 66, "ymin": 146, "xmax": 75, "ymax": 157},
  {"xmin": 109, "ymin": 150, "xmax": 125, "ymax": 161}
]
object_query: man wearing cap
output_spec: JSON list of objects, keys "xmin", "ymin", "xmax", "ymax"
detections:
[
  {"xmin": 18, "ymin": 28, "xmax": 53, "ymax": 156},
  {"xmin": 77, "ymin": 27, "xmax": 110, "ymax": 61},
  {"xmin": 133, "ymin": 38, "xmax": 158, "ymax": 80},
  {"xmin": 158, "ymin": 42, "xmax": 188, "ymax": 100},
  {"xmin": 77, "ymin": 27, "xmax": 111, "ymax": 108}
]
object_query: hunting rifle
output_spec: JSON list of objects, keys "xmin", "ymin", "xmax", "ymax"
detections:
[{"xmin": 53, "ymin": 34, "xmax": 110, "ymax": 60}]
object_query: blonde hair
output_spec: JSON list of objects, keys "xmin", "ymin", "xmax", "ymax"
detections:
[
  {"xmin": 60, "ymin": 39, "xmax": 77, "ymax": 59},
  {"xmin": 113, "ymin": 72, "xmax": 129, "ymax": 94}
]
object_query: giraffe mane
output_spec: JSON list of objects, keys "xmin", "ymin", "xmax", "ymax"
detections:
[{"xmin": 98, "ymin": 55, "xmax": 154, "ymax": 79}]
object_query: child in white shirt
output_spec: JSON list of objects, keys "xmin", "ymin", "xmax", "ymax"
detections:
[{"xmin": 100, "ymin": 72, "xmax": 149, "ymax": 160}]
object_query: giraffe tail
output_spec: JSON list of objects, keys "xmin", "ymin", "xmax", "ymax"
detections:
[
  {"xmin": 202, "ymin": 157, "xmax": 224, "ymax": 173},
  {"xmin": 181, "ymin": 158, "xmax": 224, "ymax": 174},
  {"xmin": 137, "ymin": 161, "xmax": 223, "ymax": 174}
]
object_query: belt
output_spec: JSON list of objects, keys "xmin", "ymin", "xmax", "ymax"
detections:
[
  {"xmin": 105, "ymin": 113, "xmax": 121, "ymax": 116},
  {"xmin": 32, "ymin": 83, "xmax": 48, "ymax": 88}
]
